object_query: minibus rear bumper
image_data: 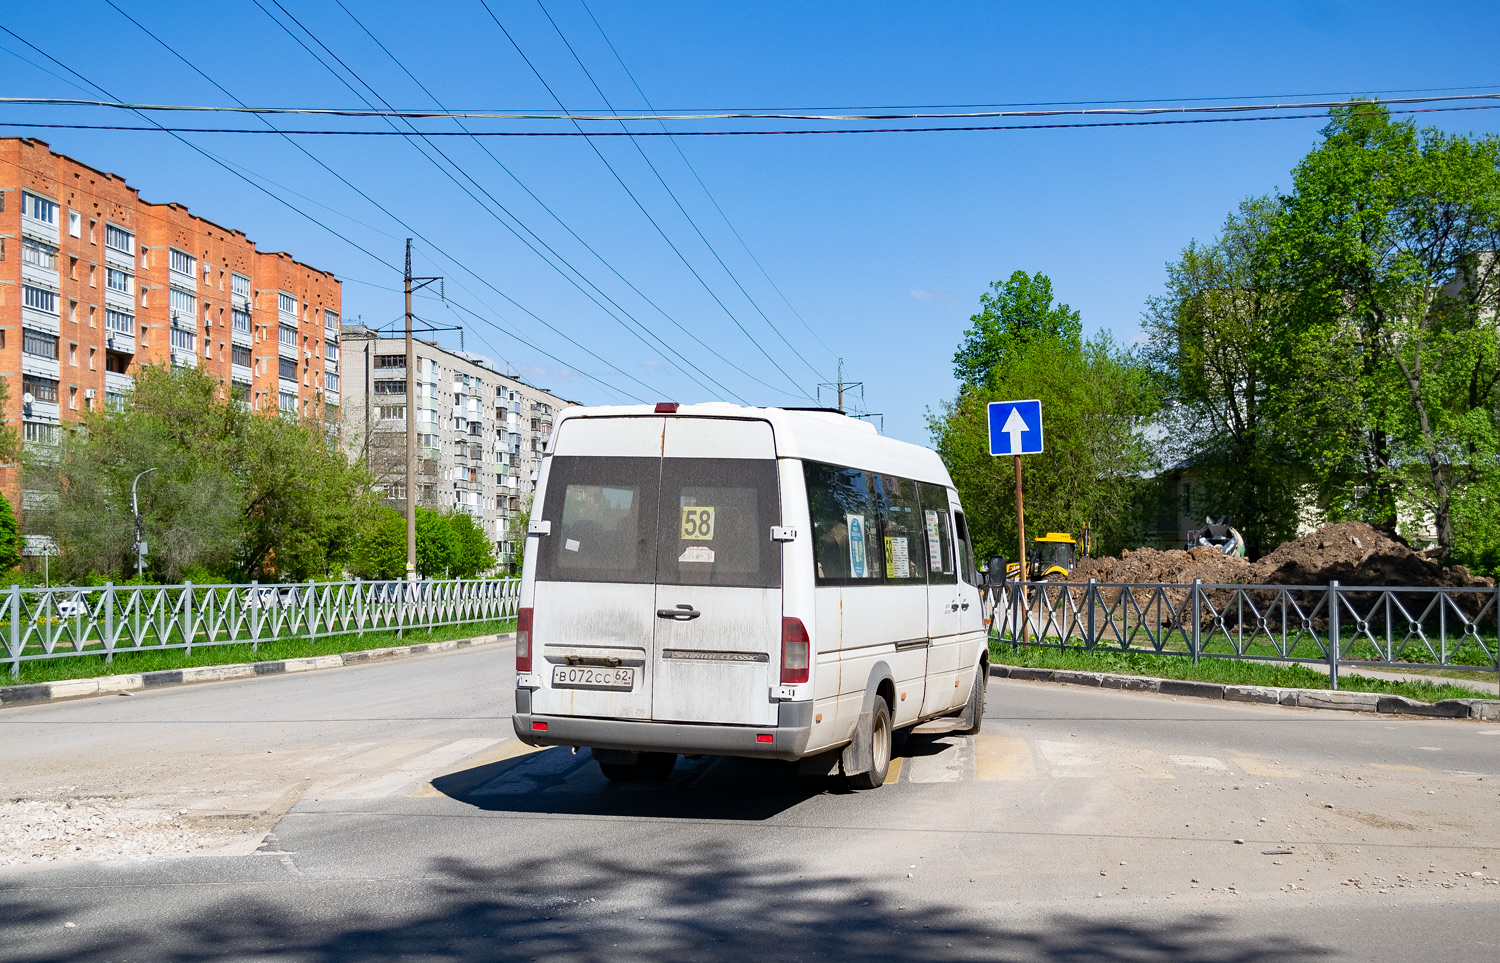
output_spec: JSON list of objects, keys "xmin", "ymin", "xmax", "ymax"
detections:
[{"xmin": 513, "ymin": 693, "xmax": 814, "ymax": 762}]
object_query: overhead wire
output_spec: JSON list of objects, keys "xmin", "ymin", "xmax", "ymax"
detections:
[
  {"xmin": 477, "ymin": 0, "xmax": 814, "ymax": 401},
  {"xmin": 248, "ymin": 0, "xmax": 699, "ymax": 403},
  {"xmin": 3, "ymin": 17, "xmax": 641, "ymax": 405},
  {"xmin": 6, "ymin": 89, "xmax": 1499, "ymax": 120},
  {"xmin": 6, "ymin": 102, "xmax": 1492, "ymax": 136},
  {"xmin": 324, "ymin": 0, "xmax": 750, "ymax": 405},
  {"xmin": 535, "ymin": 0, "xmax": 828, "ymax": 384},
  {"xmin": 577, "ymin": 0, "xmax": 838, "ymax": 364}
]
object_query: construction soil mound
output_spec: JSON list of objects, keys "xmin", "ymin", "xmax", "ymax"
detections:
[{"xmin": 1072, "ymin": 522, "xmax": 1494, "ymax": 589}]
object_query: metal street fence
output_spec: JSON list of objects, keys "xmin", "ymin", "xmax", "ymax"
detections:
[
  {"xmin": 991, "ymin": 578, "xmax": 1500, "ymax": 690},
  {"xmin": 4, "ymin": 578, "xmax": 520, "ymax": 677}
]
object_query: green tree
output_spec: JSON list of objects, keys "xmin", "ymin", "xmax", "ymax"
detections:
[
  {"xmin": 953, "ymin": 270, "xmax": 1083, "ymax": 388},
  {"xmin": 508, "ymin": 499, "xmax": 531, "ymax": 575},
  {"xmin": 1268, "ymin": 103, "xmax": 1500, "ymax": 552},
  {"xmin": 350, "ymin": 505, "xmax": 406, "ymax": 580},
  {"xmin": 1144, "ymin": 197, "xmax": 1305, "ymax": 558},
  {"xmin": 448, "ymin": 510, "xmax": 496, "ymax": 578},
  {"xmin": 933, "ymin": 275, "xmax": 1159, "ymax": 562},
  {"xmin": 0, "ymin": 490, "xmax": 21, "ymax": 572}
]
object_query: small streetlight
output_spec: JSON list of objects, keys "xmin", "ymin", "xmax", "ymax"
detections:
[{"xmin": 131, "ymin": 467, "xmax": 157, "ymax": 578}]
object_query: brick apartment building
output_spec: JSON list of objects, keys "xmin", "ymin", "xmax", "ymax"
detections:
[{"xmin": 0, "ymin": 138, "xmax": 342, "ymax": 464}]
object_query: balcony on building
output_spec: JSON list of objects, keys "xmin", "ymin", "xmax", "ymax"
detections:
[{"xmin": 104, "ymin": 369, "xmax": 135, "ymax": 396}]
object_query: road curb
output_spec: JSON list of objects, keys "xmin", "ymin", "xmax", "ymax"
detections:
[
  {"xmin": 0, "ymin": 632, "xmax": 513, "ymax": 709},
  {"xmin": 989, "ymin": 663, "xmax": 1500, "ymax": 721}
]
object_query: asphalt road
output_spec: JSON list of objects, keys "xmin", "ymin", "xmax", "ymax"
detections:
[{"xmin": 3, "ymin": 641, "xmax": 1498, "ymax": 962}]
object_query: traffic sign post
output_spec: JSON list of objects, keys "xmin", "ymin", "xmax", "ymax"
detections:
[{"xmin": 988, "ymin": 400, "xmax": 1044, "ymax": 644}]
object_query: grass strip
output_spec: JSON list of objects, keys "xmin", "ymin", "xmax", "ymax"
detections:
[
  {"xmin": 988, "ymin": 640, "xmax": 1487, "ymax": 703},
  {"xmin": 3, "ymin": 619, "xmax": 515, "ymax": 686}
]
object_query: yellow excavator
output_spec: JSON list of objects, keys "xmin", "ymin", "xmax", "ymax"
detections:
[{"xmin": 1005, "ymin": 524, "xmax": 1093, "ymax": 581}]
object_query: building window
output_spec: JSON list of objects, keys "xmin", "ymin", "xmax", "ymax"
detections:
[
  {"xmin": 278, "ymin": 357, "xmax": 298, "ymax": 381},
  {"xmin": 106, "ymin": 391, "xmax": 127, "ymax": 412},
  {"xmin": 278, "ymin": 292, "xmax": 297, "ymax": 315},
  {"xmin": 22, "ymin": 285, "xmax": 58, "ymax": 315},
  {"xmin": 21, "ymin": 238, "xmax": 57, "ymax": 270},
  {"xmin": 169, "ymin": 248, "xmax": 196, "ymax": 275},
  {"xmin": 106, "ymin": 267, "xmax": 133, "ymax": 294},
  {"xmin": 232, "ymin": 308, "xmax": 251, "ymax": 333},
  {"xmin": 22, "ymin": 328, "xmax": 58, "ymax": 360},
  {"xmin": 278, "ymin": 391, "xmax": 298, "ymax": 413},
  {"xmin": 22, "ymin": 191, "xmax": 58, "ymax": 225},
  {"xmin": 169, "ymin": 288, "xmax": 196, "ymax": 319},
  {"xmin": 230, "ymin": 272, "xmax": 250, "ymax": 299},
  {"xmin": 232, "ymin": 344, "xmax": 252, "ymax": 367},
  {"xmin": 325, "ymin": 342, "xmax": 339, "ymax": 363},
  {"xmin": 23, "ymin": 374, "xmax": 59, "ymax": 403},
  {"xmin": 373, "ymin": 380, "xmax": 406, "ymax": 395},
  {"xmin": 277, "ymin": 324, "xmax": 297, "ymax": 347},
  {"xmin": 105, "ymin": 308, "xmax": 135, "ymax": 335},
  {"xmin": 104, "ymin": 224, "xmax": 134, "ymax": 254},
  {"xmin": 378, "ymin": 405, "xmax": 406, "ymax": 421},
  {"xmin": 323, "ymin": 308, "xmax": 339, "ymax": 328},
  {"xmin": 230, "ymin": 380, "xmax": 251, "ymax": 403},
  {"xmin": 374, "ymin": 354, "xmax": 405, "ymax": 369},
  {"xmin": 23, "ymin": 422, "xmax": 59, "ymax": 444},
  {"xmin": 170, "ymin": 327, "xmax": 196, "ymax": 352}
]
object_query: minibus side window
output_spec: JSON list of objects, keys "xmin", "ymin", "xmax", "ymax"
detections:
[
  {"xmin": 657, "ymin": 458, "xmax": 780, "ymax": 589},
  {"xmin": 918, "ymin": 483, "xmax": 957, "ymax": 586},
  {"xmin": 873, "ymin": 474, "xmax": 927, "ymax": 584},
  {"xmin": 536, "ymin": 455, "xmax": 660, "ymax": 584},
  {"xmin": 804, "ymin": 461, "xmax": 883, "ymax": 585},
  {"xmin": 953, "ymin": 511, "xmax": 979, "ymax": 586}
]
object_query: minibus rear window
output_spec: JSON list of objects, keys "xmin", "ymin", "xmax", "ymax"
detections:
[
  {"xmin": 537, "ymin": 456, "xmax": 660, "ymax": 584},
  {"xmin": 658, "ymin": 458, "xmax": 781, "ymax": 589}
]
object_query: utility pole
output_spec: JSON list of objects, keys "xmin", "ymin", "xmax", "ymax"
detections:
[
  {"xmin": 403, "ymin": 240, "xmax": 442, "ymax": 582},
  {"xmin": 131, "ymin": 467, "xmax": 157, "ymax": 578}
]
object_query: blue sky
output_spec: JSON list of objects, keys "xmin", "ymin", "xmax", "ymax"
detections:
[{"xmin": 4, "ymin": 1, "xmax": 1499, "ymax": 444}]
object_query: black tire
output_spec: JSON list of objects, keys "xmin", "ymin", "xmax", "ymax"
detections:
[
  {"xmin": 598, "ymin": 761, "xmax": 636, "ymax": 782},
  {"xmin": 634, "ymin": 752, "xmax": 677, "ymax": 781},
  {"xmin": 957, "ymin": 665, "xmax": 987, "ymax": 735},
  {"xmin": 846, "ymin": 699, "xmax": 892, "ymax": 790}
]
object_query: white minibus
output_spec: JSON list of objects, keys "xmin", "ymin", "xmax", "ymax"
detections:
[{"xmin": 513, "ymin": 403, "xmax": 989, "ymax": 788}]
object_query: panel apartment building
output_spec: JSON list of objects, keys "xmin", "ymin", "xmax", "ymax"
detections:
[
  {"xmin": 0, "ymin": 138, "xmax": 342, "ymax": 455},
  {"xmin": 341, "ymin": 328, "xmax": 574, "ymax": 564}
]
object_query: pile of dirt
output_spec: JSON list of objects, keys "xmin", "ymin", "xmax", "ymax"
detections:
[
  {"xmin": 1250, "ymin": 521, "xmax": 1492, "ymax": 588},
  {"xmin": 1070, "ymin": 521, "xmax": 1493, "ymax": 589}
]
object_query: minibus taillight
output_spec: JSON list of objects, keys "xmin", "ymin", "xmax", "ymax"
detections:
[
  {"xmin": 516, "ymin": 607, "xmax": 533, "ymax": 673},
  {"xmin": 780, "ymin": 617, "xmax": 810, "ymax": 684}
]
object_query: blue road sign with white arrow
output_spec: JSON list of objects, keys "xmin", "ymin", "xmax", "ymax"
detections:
[{"xmin": 987, "ymin": 399, "xmax": 1044, "ymax": 456}]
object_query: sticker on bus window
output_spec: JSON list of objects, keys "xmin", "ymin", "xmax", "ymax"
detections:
[
  {"xmin": 565, "ymin": 538, "xmax": 581, "ymax": 553},
  {"xmin": 846, "ymin": 514, "xmax": 868, "ymax": 578},
  {"xmin": 924, "ymin": 511, "xmax": 943, "ymax": 571},
  {"xmin": 678, "ymin": 545, "xmax": 715, "ymax": 564},
  {"xmin": 680, "ymin": 506, "xmax": 715, "ymax": 540},
  {"xmin": 885, "ymin": 536, "xmax": 910, "ymax": 579}
]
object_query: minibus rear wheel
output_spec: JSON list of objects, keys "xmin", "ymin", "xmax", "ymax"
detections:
[
  {"xmin": 634, "ymin": 752, "xmax": 677, "ymax": 781},
  {"xmin": 598, "ymin": 762, "xmax": 636, "ymax": 782},
  {"xmin": 846, "ymin": 699, "xmax": 892, "ymax": 790},
  {"xmin": 957, "ymin": 664, "xmax": 987, "ymax": 735}
]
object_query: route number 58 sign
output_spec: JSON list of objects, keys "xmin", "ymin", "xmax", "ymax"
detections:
[{"xmin": 680, "ymin": 506, "xmax": 715, "ymax": 540}]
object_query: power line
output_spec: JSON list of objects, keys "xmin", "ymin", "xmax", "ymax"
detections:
[
  {"xmin": 478, "ymin": 0, "xmax": 814, "ymax": 401},
  {"xmin": 324, "ymin": 0, "xmax": 751, "ymax": 405},
  {"xmin": 8, "ymin": 102, "xmax": 1491, "ymax": 136},
  {"xmin": 249, "ymin": 0, "xmax": 732, "ymax": 403},
  {"xmin": 577, "ymin": 0, "xmax": 838, "ymax": 364},
  {"xmin": 535, "ymin": 0, "xmax": 828, "ymax": 385},
  {"xmin": 2, "ymin": 18, "xmax": 646, "ymax": 407},
  {"xmin": 6, "ymin": 89, "xmax": 1499, "ymax": 120}
]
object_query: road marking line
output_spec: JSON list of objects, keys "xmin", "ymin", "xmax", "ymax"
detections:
[
  {"xmin": 884, "ymin": 756, "xmax": 903, "ymax": 785},
  {"xmin": 410, "ymin": 738, "xmax": 533, "ymax": 796},
  {"xmin": 1168, "ymin": 754, "xmax": 1228, "ymax": 770},
  {"xmin": 1036, "ymin": 740, "xmax": 1097, "ymax": 778},
  {"xmin": 973, "ymin": 735, "xmax": 1036, "ymax": 781},
  {"xmin": 907, "ymin": 738, "xmax": 965, "ymax": 783},
  {"xmin": 1370, "ymin": 763, "xmax": 1426, "ymax": 772},
  {"xmin": 1231, "ymin": 753, "xmax": 1301, "ymax": 778},
  {"xmin": 328, "ymin": 738, "xmax": 500, "ymax": 799}
]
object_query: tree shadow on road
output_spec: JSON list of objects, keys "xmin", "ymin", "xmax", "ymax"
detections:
[{"xmin": 2, "ymin": 838, "xmax": 1334, "ymax": 963}]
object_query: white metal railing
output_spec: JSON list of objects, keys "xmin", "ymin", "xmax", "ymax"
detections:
[{"xmin": 4, "ymin": 578, "xmax": 520, "ymax": 677}]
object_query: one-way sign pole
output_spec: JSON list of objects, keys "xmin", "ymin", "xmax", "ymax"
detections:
[{"xmin": 988, "ymin": 399, "xmax": 1044, "ymax": 645}]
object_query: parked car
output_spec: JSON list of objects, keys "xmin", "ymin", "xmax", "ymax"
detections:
[{"xmin": 55, "ymin": 592, "xmax": 89, "ymax": 618}]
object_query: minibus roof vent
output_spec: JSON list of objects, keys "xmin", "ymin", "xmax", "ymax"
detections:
[{"xmin": 654, "ymin": 402, "xmax": 679, "ymax": 413}]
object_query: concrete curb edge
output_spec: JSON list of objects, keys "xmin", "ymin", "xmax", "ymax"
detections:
[
  {"xmin": 990, "ymin": 663, "xmax": 1500, "ymax": 722},
  {"xmin": 0, "ymin": 632, "xmax": 514, "ymax": 709}
]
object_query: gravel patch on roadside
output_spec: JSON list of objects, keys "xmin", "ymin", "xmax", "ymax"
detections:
[{"xmin": 2, "ymin": 795, "xmax": 270, "ymax": 866}]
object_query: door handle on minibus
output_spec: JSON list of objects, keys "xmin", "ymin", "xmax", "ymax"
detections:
[
  {"xmin": 657, "ymin": 604, "xmax": 701, "ymax": 621},
  {"xmin": 960, "ymin": 600, "xmax": 971, "ymax": 611}
]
